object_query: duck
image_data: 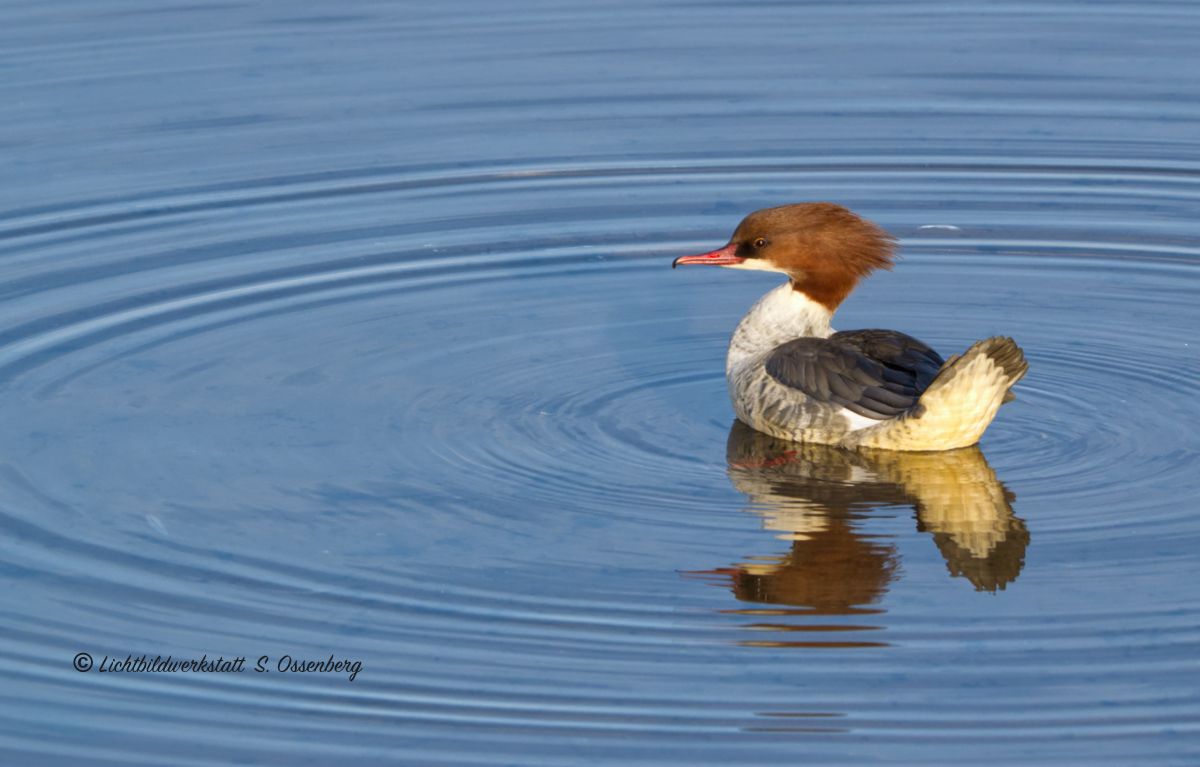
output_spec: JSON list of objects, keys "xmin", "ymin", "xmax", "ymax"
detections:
[{"xmin": 673, "ymin": 203, "xmax": 1027, "ymax": 451}]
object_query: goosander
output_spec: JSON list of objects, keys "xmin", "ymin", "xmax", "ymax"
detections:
[{"xmin": 673, "ymin": 203, "xmax": 1027, "ymax": 451}]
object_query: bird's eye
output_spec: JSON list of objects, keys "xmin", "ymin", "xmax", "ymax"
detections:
[{"xmin": 753, "ymin": 238, "xmax": 767, "ymax": 249}]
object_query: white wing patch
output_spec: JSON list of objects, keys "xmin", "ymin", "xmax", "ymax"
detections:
[{"xmin": 840, "ymin": 409, "xmax": 882, "ymax": 433}]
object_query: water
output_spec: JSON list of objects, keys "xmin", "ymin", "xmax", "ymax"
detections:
[{"xmin": 3, "ymin": 2, "xmax": 1200, "ymax": 764}]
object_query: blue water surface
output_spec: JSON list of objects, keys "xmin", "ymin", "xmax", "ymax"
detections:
[{"xmin": 2, "ymin": 1, "xmax": 1199, "ymax": 765}]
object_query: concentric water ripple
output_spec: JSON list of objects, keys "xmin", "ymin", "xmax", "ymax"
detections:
[{"xmin": 2, "ymin": 154, "xmax": 1199, "ymax": 764}]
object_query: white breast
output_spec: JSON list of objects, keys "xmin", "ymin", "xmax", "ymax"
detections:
[
  {"xmin": 725, "ymin": 282, "xmax": 834, "ymax": 377},
  {"xmin": 724, "ymin": 282, "xmax": 884, "ymax": 442}
]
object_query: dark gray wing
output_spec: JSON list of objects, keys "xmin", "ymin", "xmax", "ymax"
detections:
[
  {"xmin": 830, "ymin": 329, "xmax": 945, "ymax": 393},
  {"xmin": 764, "ymin": 330, "xmax": 944, "ymax": 421}
]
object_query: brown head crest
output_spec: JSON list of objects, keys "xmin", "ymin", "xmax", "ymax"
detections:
[{"xmin": 730, "ymin": 203, "xmax": 898, "ymax": 310}]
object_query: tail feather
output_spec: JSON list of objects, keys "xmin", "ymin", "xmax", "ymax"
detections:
[{"xmin": 844, "ymin": 337, "xmax": 1028, "ymax": 451}]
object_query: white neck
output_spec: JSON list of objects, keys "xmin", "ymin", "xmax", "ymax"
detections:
[{"xmin": 726, "ymin": 282, "xmax": 834, "ymax": 374}]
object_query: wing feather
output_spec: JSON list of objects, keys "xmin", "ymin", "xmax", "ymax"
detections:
[{"xmin": 764, "ymin": 330, "xmax": 944, "ymax": 421}]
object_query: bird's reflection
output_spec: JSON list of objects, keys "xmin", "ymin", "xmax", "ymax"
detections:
[{"xmin": 690, "ymin": 421, "xmax": 1028, "ymax": 647}]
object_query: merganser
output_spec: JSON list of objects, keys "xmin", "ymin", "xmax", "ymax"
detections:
[{"xmin": 673, "ymin": 203, "xmax": 1027, "ymax": 451}]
